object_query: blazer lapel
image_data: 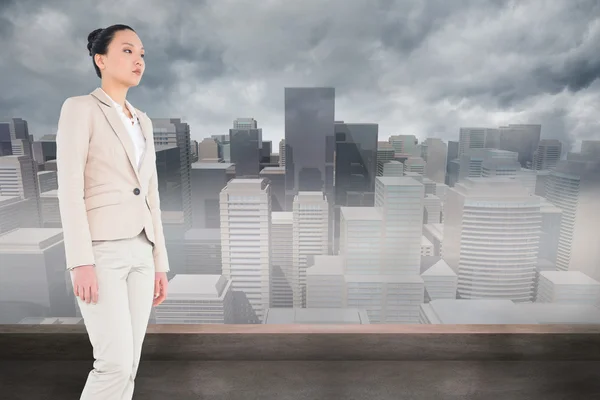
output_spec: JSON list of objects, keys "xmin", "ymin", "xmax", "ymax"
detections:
[{"xmin": 90, "ymin": 87, "xmax": 141, "ymax": 183}]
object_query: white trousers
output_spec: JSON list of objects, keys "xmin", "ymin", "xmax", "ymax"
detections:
[{"xmin": 71, "ymin": 230, "xmax": 155, "ymax": 400}]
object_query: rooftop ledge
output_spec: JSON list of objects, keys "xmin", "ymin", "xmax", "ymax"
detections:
[{"xmin": 2, "ymin": 324, "xmax": 600, "ymax": 361}]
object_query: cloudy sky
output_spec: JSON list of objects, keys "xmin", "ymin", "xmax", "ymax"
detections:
[{"xmin": 1, "ymin": 0, "xmax": 599, "ymax": 152}]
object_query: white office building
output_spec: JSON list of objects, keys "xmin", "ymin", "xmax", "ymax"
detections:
[
  {"xmin": 382, "ymin": 160, "xmax": 404, "ymax": 177},
  {"xmin": 443, "ymin": 177, "xmax": 542, "ymax": 302},
  {"xmin": 270, "ymin": 211, "xmax": 294, "ymax": 308},
  {"xmin": 516, "ymin": 303, "xmax": 600, "ymax": 324},
  {"xmin": 404, "ymin": 157, "xmax": 426, "ymax": 175},
  {"xmin": 421, "ymin": 236, "xmax": 434, "ymax": 256},
  {"xmin": 0, "ymin": 228, "xmax": 71, "ymax": 321},
  {"xmin": 0, "ymin": 195, "xmax": 28, "ymax": 234},
  {"xmin": 292, "ymin": 191, "xmax": 329, "ymax": 308},
  {"xmin": 306, "ymin": 255, "xmax": 346, "ymax": 308},
  {"xmin": 339, "ymin": 207, "xmax": 382, "ymax": 275},
  {"xmin": 375, "ymin": 176, "xmax": 424, "ymax": 275},
  {"xmin": 37, "ymin": 170, "xmax": 57, "ymax": 193},
  {"xmin": 423, "ymin": 223, "xmax": 444, "ymax": 257},
  {"xmin": 420, "ymin": 299, "xmax": 538, "ymax": 324},
  {"xmin": 545, "ymin": 159, "xmax": 600, "ymax": 280},
  {"xmin": 423, "ymin": 194, "xmax": 442, "ymax": 224},
  {"xmin": 0, "ymin": 155, "xmax": 41, "ymax": 227},
  {"xmin": 536, "ymin": 271, "xmax": 600, "ymax": 307},
  {"xmin": 154, "ymin": 274, "xmax": 235, "ymax": 324},
  {"xmin": 346, "ymin": 274, "xmax": 424, "ymax": 324},
  {"xmin": 421, "ymin": 259, "xmax": 458, "ymax": 302},
  {"xmin": 278, "ymin": 139, "xmax": 285, "ymax": 167},
  {"xmin": 220, "ymin": 178, "xmax": 271, "ymax": 321},
  {"xmin": 40, "ymin": 190, "xmax": 60, "ymax": 228}
]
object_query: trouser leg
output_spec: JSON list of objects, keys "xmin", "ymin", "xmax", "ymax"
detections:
[
  {"xmin": 73, "ymin": 238, "xmax": 133, "ymax": 400},
  {"xmin": 120, "ymin": 231, "xmax": 155, "ymax": 400}
]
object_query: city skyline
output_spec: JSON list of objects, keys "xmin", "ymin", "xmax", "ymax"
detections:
[{"xmin": 1, "ymin": 1, "xmax": 600, "ymax": 150}]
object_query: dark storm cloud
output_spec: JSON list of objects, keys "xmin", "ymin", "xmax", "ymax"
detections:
[{"xmin": 0, "ymin": 0, "xmax": 599, "ymax": 148}]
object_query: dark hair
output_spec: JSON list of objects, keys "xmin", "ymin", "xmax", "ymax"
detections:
[{"xmin": 87, "ymin": 24, "xmax": 136, "ymax": 78}]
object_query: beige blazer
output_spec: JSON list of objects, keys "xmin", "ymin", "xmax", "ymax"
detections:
[{"xmin": 56, "ymin": 87, "xmax": 169, "ymax": 272}]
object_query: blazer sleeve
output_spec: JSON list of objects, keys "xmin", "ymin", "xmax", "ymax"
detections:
[
  {"xmin": 146, "ymin": 118, "xmax": 170, "ymax": 273},
  {"xmin": 56, "ymin": 97, "xmax": 95, "ymax": 270}
]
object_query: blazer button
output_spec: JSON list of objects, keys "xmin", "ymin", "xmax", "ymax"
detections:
[{"xmin": 133, "ymin": 188, "xmax": 140, "ymax": 195}]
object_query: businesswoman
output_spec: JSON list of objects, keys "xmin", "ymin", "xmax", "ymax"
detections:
[{"xmin": 56, "ymin": 24, "xmax": 169, "ymax": 400}]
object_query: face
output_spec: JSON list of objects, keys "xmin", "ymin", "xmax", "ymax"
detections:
[{"xmin": 95, "ymin": 29, "xmax": 145, "ymax": 87}]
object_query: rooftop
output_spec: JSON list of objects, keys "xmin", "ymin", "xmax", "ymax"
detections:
[
  {"xmin": 421, "ymin": 259, "xmax": 456, "ymax": 277},
  {"xmin": 191, "ymin": 162, "xmax": 234, "ymax": 170},
  {"xmin": 340, "ymin": 207, "xmax": 382, "ymax": 221},
  {"xmin": 166, "ymin": 274, "xmax": 231, "ymax": 299},
  {"xmin": 540, "ymin": 271, "xmax": 600, "ymax": 286},
  {"xmin": 0, "ymin": 228, "xmax": 63, "ymax": 251},
  {"xmin": 423, "ymin": 299, "xmax": 537, "ymax": 324}
]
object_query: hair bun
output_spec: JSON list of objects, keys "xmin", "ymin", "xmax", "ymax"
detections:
[{"xmin": 87, "ymin": 28, "xmax": 104, "ymax": 56}]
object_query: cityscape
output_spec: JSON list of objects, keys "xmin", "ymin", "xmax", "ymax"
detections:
[{"xmin": 1, "ymin": 86, "xmax": 599, "ymax": 326}]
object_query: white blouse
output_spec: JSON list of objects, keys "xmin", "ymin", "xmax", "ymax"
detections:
[{"xmin": 100, "ymin": 88, "xmax": 146, "ymax": 170}]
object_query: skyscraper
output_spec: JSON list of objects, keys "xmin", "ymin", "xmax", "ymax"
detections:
[
  {"xmin": 498, "ymin": 124, "xmax": 541, "ymax": 169},
  {"xmin": 230, "ymin": 118, "xmax": 262, "ymax": 178},
  {"xmin": 458, "ymin": 128, "xmax": 490, "ymax": 157},
  {"xmin": 533, "ymin": 139, "xmax": 562, "ymax": 171},
  {"xmin": 444, "ymin": 177, "xmax": 542, "ymax": 302},
  {"xmin": 545, "ymin": 159, "xmax": 600, "ymax": 280},
  {"xmin": 270, "ymin": 211, "xmax": 294, "ymax": 308},
  {"xmin": 375, "ymin": 176, "xmax": 424, "ymax": 275},
  {"xmin": 423, "ymin": 138, "xmax": 448, "ymax": 184},
  {"xmin": 333, "ymin": 122, "xmax": 378, "ymax": 253},
  {"xmin": 197, "ymin": 138, "xmax": 219, "ymax": 161},
  {"xmin": 220, "ymin": 178, "xmax": 271, "ymax": 321},
  {"xmin": 151, "ymin": 118, "xmax": 192, "ymax": 230},
  {"xmin": 0, "ymin": 155, "xmax": 41, "ymax": 227},
  {"xmin": 292, "ymin": 191, "xmax": 329, "ymax": 308},
  {"xmin": 191, "ymin": 162, "xmax": 235, "ymax": 229},
  {"xmin": 284, "ymin": 88, "xmax": 335, "ymax": 210}
]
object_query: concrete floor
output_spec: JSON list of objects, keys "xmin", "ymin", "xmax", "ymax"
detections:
[{"xmin": 2, "ymin": 360, "xmax": 600, "ymax": 399}]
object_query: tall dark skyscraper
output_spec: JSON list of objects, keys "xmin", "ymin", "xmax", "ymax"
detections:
[
  {"xmin": 333, "ymin": 121, "xmax": 378, "ymax": 253},
  {"xmin": 151, "ymin": 118, "xmax": 192, "ymax": 231},
  {"xmin": 260, "ymin": 140, "xmax": 272, "ymax": 163},
  {"xmin": 284, "ymin": 87, "xmax": 335, "ymax": 210},
  {"xmin": 230, "ymin": 119, "xmax": 262, "ymax": 178},
  {"xmin": 334, "ymin": 122, "xmax": 378, "ymax": 206}
]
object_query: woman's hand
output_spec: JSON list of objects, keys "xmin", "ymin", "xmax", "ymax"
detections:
[
  {"xmin": 153, "ymin": 272, "xmax": 168, "ymax": 307},
  {"xmin": 71, "ymin": 265, "xmax": 98, "ymax": 304}
]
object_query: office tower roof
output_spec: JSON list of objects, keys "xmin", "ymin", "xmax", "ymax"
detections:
[
  {"xmin": 0, "ymin": 228, "xmax": 63, "ymax": 250},
  {"xmin": 166, "ymin": 274, "xmax": 231, "ymax": 300},
  {"xmin": 540, "ymin": 271, "xmax": 600, "ymax": 286},
  {"xmin": 306, "ymin": 255, "xmax": 344, "ymax": 275},
  {"xmin": 421, "ymin": 259, "xmax": 456, "ymax": 277},
  {"xmin": 272, "ymin": 212, "xmax": 293, "ymax": 223},
  {"xmin": 191, "ymin": 162, "xmax": 234, "ymax": 170},
  {"xmin": 376, "ymin": 176, "xmax": 423, "ymax": 186},
  {"xmin": 340, "ymin": 207, "xmax": 382, "ymax": 221},
  {"xmin": 184, "ymin": 228, "xmax": 221, "ymax": 241},
  {"xmin": 422, "ymin": 299, "xmax": 537, "ymax": 324}
]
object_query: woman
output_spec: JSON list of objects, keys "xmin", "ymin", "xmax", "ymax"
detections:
[{"xmin": 56, "ymin": 24, "xmax": 169, "ymax": 400}]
